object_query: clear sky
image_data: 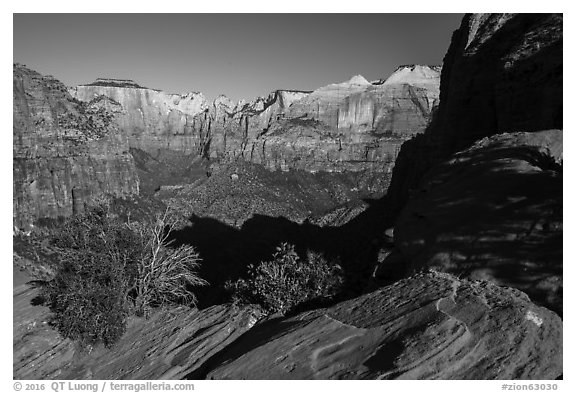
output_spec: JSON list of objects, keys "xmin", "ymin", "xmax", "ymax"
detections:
[{"xmin": 13, "ymin": 14, "xmax": 463, "ymax": 102}]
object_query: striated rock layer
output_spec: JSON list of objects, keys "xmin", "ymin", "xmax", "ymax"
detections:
[
  {"xmin": 71, "ymin": 65, "xmax": 440, "ymax": 179},
  {"xmin": 69, "ymin": 81, "xmax": 208, "ymax": 155},
  {"xmin": 199, "ymin": 66, "xmax": 440, "ymax": 175},
  {"xmin": 13, "ymin": 265, "xmax": 262, "ymax": 380},
  {"xmin": 13, "ymin": 65, "xmax": 139, "ymax": 230},
  {"xmin": 387, "ymin": 14, "xmax": 562, "ymax": 213},
  {"xmin": 14, "ymin": 268, "xmax": 562, "ymax": 380},
  {"xmin": 205, "ymin": 271, "xmax": 562, "ymax": 380}
]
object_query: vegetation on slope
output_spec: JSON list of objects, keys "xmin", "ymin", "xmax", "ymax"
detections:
[{"xmin": 39, "ymin": 200, "xmax": 207, "ymax": 347}]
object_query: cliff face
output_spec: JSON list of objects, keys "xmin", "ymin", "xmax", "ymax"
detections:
[
  {"xmin": 69, "ymin": 82, "xmax": 208, "ymax": 155},
  {"xmin": 386, "ymin": 14, "xmax": 563, "ymax": 313},
  {"xmin": 433, "ymin": 14, "xmax": 562, "ymax": 150},
  {"xmin": 387, "ymin": 14, "xmax": 563, "ymax": 212},
  {"xmin": 13, "ymin": 65, "xmax": 139, "ymax": 230},
  {"xmin": 16, "ymin": 63, "xmax": 440, "ymax": 226},
  {"xmin": 242, "ymin": 65, "xmax": 440, "ymax": 174},
  {"xmin": 71, "ymin": 66, "xmax": 440, "ymax": 180},
  {"xmin": 199, "ymin": 90, "xmax": 312, "ymax": 163},
  {"xmin": 286, "ymin": 65, "xmax": 440, "ymax": 136}
]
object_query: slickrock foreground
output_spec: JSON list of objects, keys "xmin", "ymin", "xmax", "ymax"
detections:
[
  {"xmin": 13, "ymin": 269, "xmax": 562, "ymax": 380},
  {"xmin": 205, "ymin": 272, "xmax": 562, "ymax": 380},
  {"xmin": 13, "ymin": 267, "xmax": 262, "ymax": 380}
]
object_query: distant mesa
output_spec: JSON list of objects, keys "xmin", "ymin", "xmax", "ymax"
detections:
[{"xmin": 82, "ymin": 78, "xmax": 148, "ymax": 89}]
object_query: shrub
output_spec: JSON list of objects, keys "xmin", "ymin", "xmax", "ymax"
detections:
[
  {"xmin": 226, "ymin": 243, "xmax": 344, "ymax": 315},
  {"xmin": 42, "ymin": 249, "xmax": 129, "ymax": 347},
  {"xmin": 128, "ymin": 209, "xmax": 208, "ymax": 316},
  {"xmin": 41, "ymin": 204, "xmax": 135, "ymax": 347},
  {"xmin": 41, "ymin": 202, "xmax": 207, "ymax": 346}
]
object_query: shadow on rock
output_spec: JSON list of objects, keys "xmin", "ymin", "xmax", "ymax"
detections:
[{"xmin": 169, "ymin": 196, "xmax": 396, "ymax": 308}]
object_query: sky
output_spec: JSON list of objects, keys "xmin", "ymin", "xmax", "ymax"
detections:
[{"xmin": 13, "ymin": 14, "xmax": 463, "ymax": 102}]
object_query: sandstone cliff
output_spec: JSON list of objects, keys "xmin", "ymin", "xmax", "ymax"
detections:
[
  {"xmin": 237, "ymin": 66, "xmax": 440, "ymax": 174},
  {"xmin": 285, "ymin": 65, "xmax": 440, "ymax": 136},
  {"xmin": 13, "ymin": 65, "xmax": 139, "ymax": 230},
  {"xmin": 71, "ymin": 65, "xmax": 440, "ymax": 181},
  {"xmin": 69, "ymin": 80, "xmax": 208, "ymax": 155},
  {"xmin": 387, "ymin": 14, "xmax": 563, "ymax": 212},
  {"xmin": 384, "ymin": 14, "xmax": 563, "ymax": 314}
]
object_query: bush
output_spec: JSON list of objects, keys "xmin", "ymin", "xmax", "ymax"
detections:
[
  {"xmin": 41, "ymin": 202, "xmax": 207, "ymax": 346},
  {"xmin": 42, "ymin": 249, "xmax": 129, "ymax": 347},
  {"xmin": 226, "ymin": 243, "xmax": 344, "ymax": 315},
  {"xmin": 41, "ymin": 205, "xmax": 135, "ymax": 347},
  {"xmin": 128, "ymin": 209, "xmax": 208, "ymax": 316}
]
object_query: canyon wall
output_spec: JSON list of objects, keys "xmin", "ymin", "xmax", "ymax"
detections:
[
  {"xmin": 242, "ymin": 65, "xmax": 440, "ymax": 173},
  {"xmin": 71, "ymin": 65, "xmax": 441, "ymax": 176},
  {"xmin": 16, "ymin": 63, "xmax": 440, "ymax": 226},
  {"xmin": 387, "ymin": 13, "xmax": 563, "ymax": 213},
  {"xmin": 69, "ymin": 80, "xmax": 208, "ymax": 155},
  {"xmin": 386, "ymin": 13, "xmax": 563, "ymax": 313},
  {"xmin": 13, "ymin": 65, "xmax": 139, "ymax": 230}
]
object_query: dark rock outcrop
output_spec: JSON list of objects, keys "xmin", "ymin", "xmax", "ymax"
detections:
[
  {"xmin": 433, "ymin": 14, "xmax": 562, "ymax": 150},
  {"xmin": 387, "ymin": 13, "xmax": 562, "ymax": 214},
  {"xmin": 13, "ymin": 65, "xmax": 139, "ymax": 230},
  {"xmin": 205, "ymin": 271, "xmax": 562, "ymax": 380},
  {"xmin": 385, "ymin": 14, "xmax": 563, "ymax": 314},
  {"xmin": 394, "ymin": 130, "xmax": 562, "ymax": 314}
]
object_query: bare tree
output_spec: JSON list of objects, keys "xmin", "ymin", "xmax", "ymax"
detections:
[{"xmin": 129, "ymin": 206, "xmax": 208, "ymax": 316}]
